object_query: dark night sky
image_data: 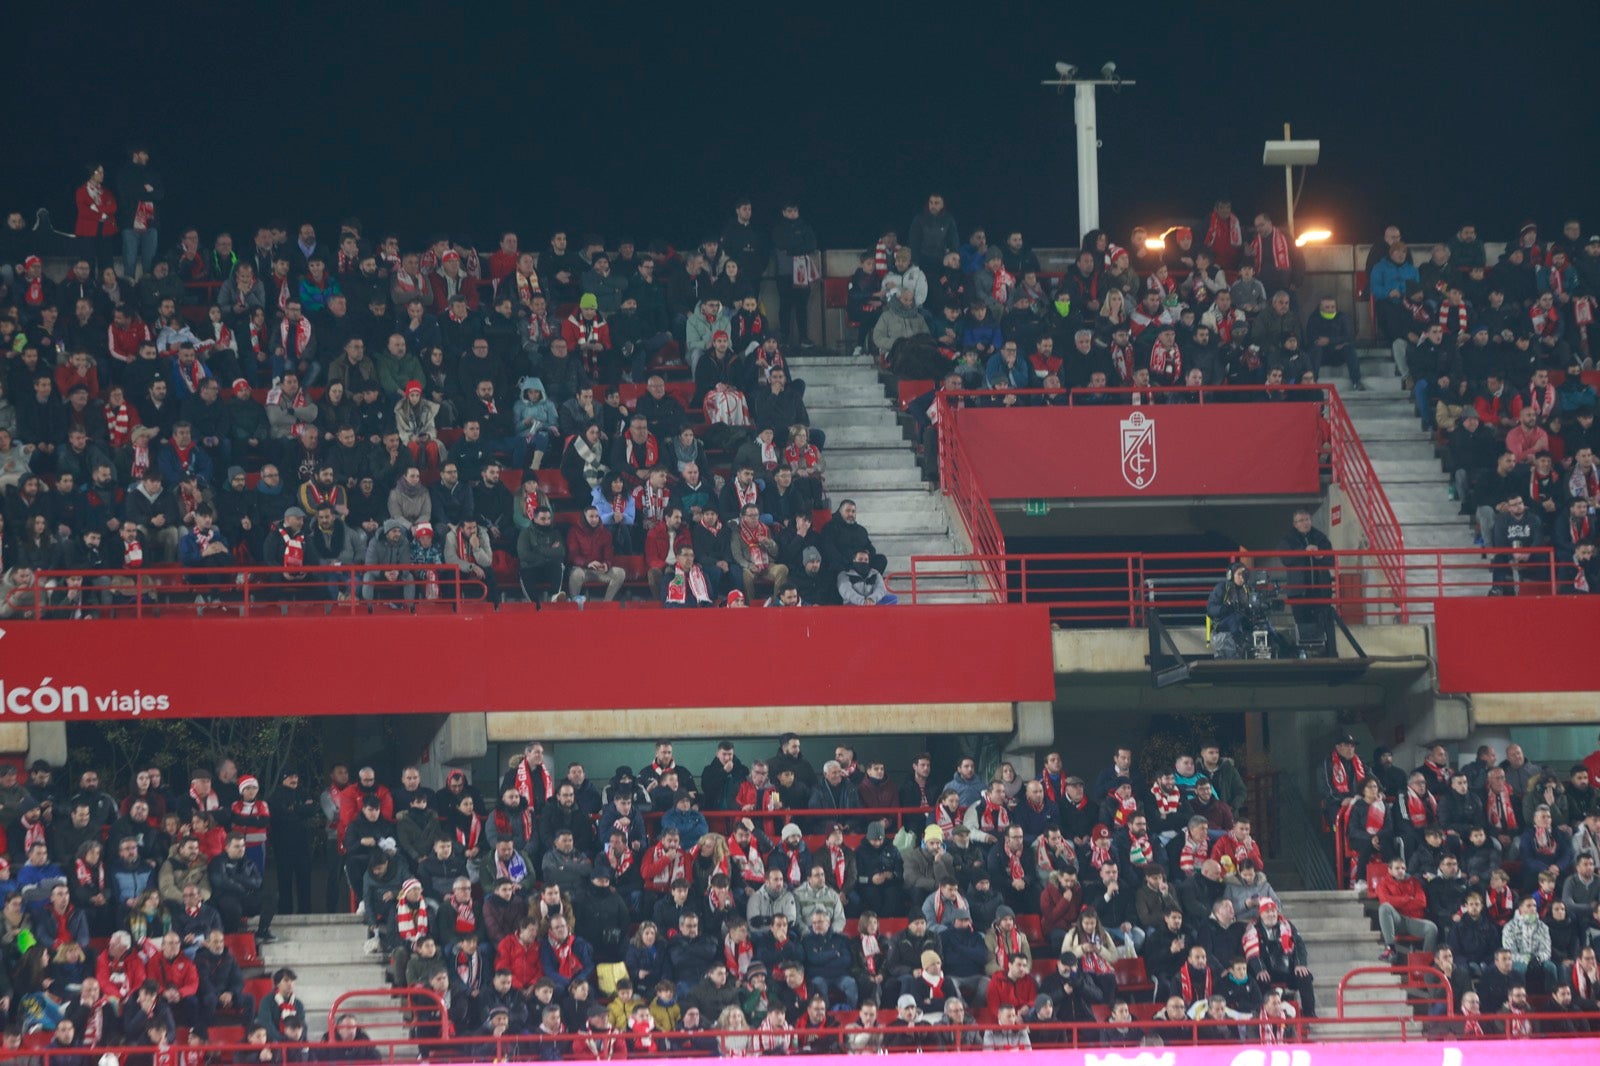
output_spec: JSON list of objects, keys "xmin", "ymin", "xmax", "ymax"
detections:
[{"xmin": 8, "ymin": 2, "xmax": 1596, "ymax": 253}]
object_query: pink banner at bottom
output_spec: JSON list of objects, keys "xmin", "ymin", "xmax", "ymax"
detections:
[{"xmin": 444, "ymin": 1038, "xmax": 1600, "ymax": 1066}]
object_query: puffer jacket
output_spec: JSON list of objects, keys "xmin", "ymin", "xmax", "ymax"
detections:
[
  {"xmin": 366, "ymin": 519, "xmax": 413, "ymax": 567},
  {"xmin": 1501, "ymin": 912, "xmax": 1552, "ymax": 964},
  {"xmin": 513, "ymin": 377, "xmax": 558, "ymax": 436}
]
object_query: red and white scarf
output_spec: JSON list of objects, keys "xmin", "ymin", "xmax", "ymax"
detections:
[
  {"xmin": 993, "ymin": 925, "xmax": 1024, "ymax": 971},
  {"xmin": 493, "ymin": 806, "xmax": 533, "ymax": 843},
  {"xmin": 188, "ymin": 786, "xmax": 220, "ymax": 813},
  {"xmin": 1249, "ymin": 229, "xmax": 1291, "ymax": 272},
  {"xmin": 106, "ymin": 402, "xmax": 133, "ymax": 447},
  {"xmin": 978, "ymin": 801, "xmax": 1010, "ymax": 834},
  {"xmin": 1204, "ymin": 212, "xmax": 1242, "ymax": 255},
  {"xmin": 990, "ymin": 264, "xmax": 1016, "ymax": 304},
  {"xmin": 635, "ymin": 482, "xmax": 670, "ymax": 524},
  {"xmin": 1329, "ymin": 752, "xmax": 1366, "ymax": 796},
  {"xmin": 1364, "ymin": 798, "xmax": 1388, "ymax": 835},
  {"xmin": 665, "ymin": 564, "xmax": 712, "ymax": 606},
  {"xmin": 1178, "ymin": 835, "xmax": 1210, "ymax": 876},
  {"xmin": 605, "ymin": 843, "xmax": 633, "ymax": 879},
  {"xmin": 724, "ymin": 935, "xmax": 753, "ymax": 978},
  {"xmin": 1150, "ymin": 783, "xmax": 1181, "ymax": 817},
  {"xmin": 1438, "ymin": 303, "xmax": 1470, "ymax": 334},
  {"xmin": 75, "ymin": 858, "xmax": 104, "ymax": 892},
  {"xmin": 733, "ymin": 839, "xmax": 765, "ymax": 886},
  {"xmin": 1242, "ymin": 917, "xmax": 1296, "ymax": 960},
  {"xmin": 1523, "ymin": 384, "xmax": 1556, "ymax": 420},
  {"xmin": 784, "ymin": 443, "xmax": 820, "ymax": 471},
  {"xmin": 1402, "ymin": 789, "xmax": 1436, "ymax": 829},
  {"xmin": 455, "ymin": 812, "xmax": 483, "ymax": 852},
  {"xmin": 395, "ymin": 896, "xmax": 430, "ymax": 942},
  {"xmin": 279, "ymin": 527, "xmax": 304, "ymax": 569},
  {"xmin": 514, "ymin": 758, "xmax": 553, "ymax": 806},
  {"xmin": 1179, "ymin": 963, "xmax": 1213, "ymax": 1002},
  {"xmin": 827, "ymin": 845, "xmax": 848, "ymax": 890},
  {"xmin": 1486, "ymin": 788, "xmax": 1519, "ymax": 831},
  {"xmin": 1110, "ymin": 792, "xmax": 1139, "ymax": 827},
  {"xmin": 449, "ymin": 895, "xmax": 477, "ymax": 937}
]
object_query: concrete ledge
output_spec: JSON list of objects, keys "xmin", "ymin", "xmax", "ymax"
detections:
[
  {"xmin": 1473, "ymin": 692, "xmax": 1600, "ymax": 725},
  {"xmin": 486, "ymin": 704, "xmax": 1014, "ymax": 742},
  {"xmin": 1052, "ymin": 624, "xmax": 1430, "ymax": 674}
]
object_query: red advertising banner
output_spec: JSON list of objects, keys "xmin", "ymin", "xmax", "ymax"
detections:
[
  {"xmin": 1436, "ymin": 596, "xmax": 1597, "ymax": 692},
  {"xmin": 0, "ymin": 605, "xmax": 1053, "ymax": 719},
  {"xmin": 956, "ymin": 404, "xmax": 1322, "ymax": 499}
]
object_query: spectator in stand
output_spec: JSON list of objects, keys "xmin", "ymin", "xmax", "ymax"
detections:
[{"xmin": 1375, "ymin": 856, "xmax": 1438, "ymax": 961}]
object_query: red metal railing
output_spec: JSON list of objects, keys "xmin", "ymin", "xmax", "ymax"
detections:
[
  {"xmin": 5, "ymin": 563, "xmax": 485, "ymax": 620},
  {"xmin": 889, "ymin": 547, "xmax": 1559, "ymax": 627},
  {"xmin": 14, "ymin": 1012, "xmax": 1600, "ymax": 1060},
  {"xmin": 933, "ymin": 394, "xmax": 1007, "ymax": 601},
  {"xmin": 1338, "ymin": 964, "xmax": 1454, "ymax": 1017},
  {"xmin": 932, "ymin": 383, "xmax": 1406, "ymax": 610},
  {"xmin": 328, "ymin": 985, "xmax": 453, "ymax": 1040}
]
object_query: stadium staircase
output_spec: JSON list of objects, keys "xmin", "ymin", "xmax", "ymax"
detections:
[
  {"xmin": 791, "ymin": 350, "xmax": 975, "ymax": 580},
  {"xmin": 1277, "ymin": 889, "xmax": 1402, "ymax": 1038},
  {"xmin": 1326, "ymin": 348, "xmax": 1476, "ymax": 553},
  {"xmin": 259, "ymin": 913, "xmax": 387, "ymax": 1035}
]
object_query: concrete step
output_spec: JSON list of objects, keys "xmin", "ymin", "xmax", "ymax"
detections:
[
  {"xmin": 827, "ymin": 467, "xmax": 930, "ymax": 490},
  {"xmin": 1362, "ymin": 441, "xmax": 1442, "ymax": 462},
  {"xmin": 1392, "ymin": 499, "xmax": 1467, "ymax": 524},
  {"xmin": 1279, "ymin": 890, "xmax": 1362, "ymax": 904},
  {"xmin": 797, "ymin": 367, "xmax": 889, "ymax": 387},
  {"xmin": 823, "ymin": 445, "xmax": 919, "ymax": 468},
  {"xmin": 1371, "ymin": 458, "xmax": 1445, "ymax": 481},
  {"xmin": 806, "ymin": 388, "xmax": 896, "ymax": 408},
  {"xmin": 787, "ymin": 355, "xmax": 874, "ymax": 368},
  {"xmin": 1282, "ymin": 916, "xmax": 1378, "ymax": 936},
  {"xmin": 819, "ymin": 424, "xmax": 910, "ymax": 447},
  {"xmin": 854, "ymin": 513, "xmax": 949, "ymax": 537},
  {"xmin": 808, "ymin": 406, "xmax": 898, "ymax": 428}
]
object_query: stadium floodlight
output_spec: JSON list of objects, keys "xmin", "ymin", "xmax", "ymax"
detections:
[
  {"xmin": 1040, "ymin": 63, "xmax": 1138, "ymax": 234},
  {"xmin": 1263, "ymin": 123, "xmax": 1321, "ymax": 235}
]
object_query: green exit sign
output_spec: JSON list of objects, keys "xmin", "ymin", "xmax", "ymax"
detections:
[{"xmin": 1023, "ymin": 499, "xmax": 1050, "ymax": 517}]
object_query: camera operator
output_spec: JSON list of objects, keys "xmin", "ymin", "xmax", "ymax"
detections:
[
  {"xmin": 1277, "ymin": 507, "xmax": 1334, "ymax": 645},
  {"xmin": 1206, "ymin": 563, "xmax": 1252, "ymax": 658}
]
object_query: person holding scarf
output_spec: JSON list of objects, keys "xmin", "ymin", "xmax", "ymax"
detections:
[
  {"xmin": 1203, "ymin": 199, "xmax": 1244, "ymax": 272},
  {"xmin": 1343, "ymin": 778, "xmax": 1390, "ymax": 882},
  {"xmin": 1319, "ymin": 733, "xmax": 1366, "ymax": 823},
  {"xmin": 1243, "ymin": 900, "xmax": 1315, "ymax": 1016},
  {"xmin": 1248, "ymin": 214, "xmax": 1304, "ymax": 300},
  {"xmin": 663, "ymin": 542, "xmax": 714, "ymax": 608}
]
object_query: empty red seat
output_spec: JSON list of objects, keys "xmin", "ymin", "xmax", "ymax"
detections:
[
  {"xmin": 1015, "ymin": 913, "xmax": 1043, "ymax": 945},
  {"xmin": 224, "ymin": 932, "xmax": 260, "ymax": 967},
  {"xmin": 1112, "ymin": 957, "xmax": 1149, "ymax": 988},
  {"xmin": 898, "ymin": 379, "xmax": 933, "ymax": 410},
  {"xmin": 537, "ymin": 470, "xmax": 572, "ymax": 498},
  {"xmin": 876, "ymin": 917, "xmax": 907, "ymax": 936},
  {"xmin": 1130, "ymin": 1001, "xmax": 1163, "ymax": 1021}
]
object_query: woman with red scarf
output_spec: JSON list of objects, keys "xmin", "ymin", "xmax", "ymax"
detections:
[
  {"xmin": 74, "ymin": 163, "xmax": 119, "ymax": 270},
  {"xmin": 1342, "ymin": 778, "xmax": 1390, "ymax": 878},
  {"xmin": 1203, "ymin": 200, "xmax": 1244, "ymax": 272}
]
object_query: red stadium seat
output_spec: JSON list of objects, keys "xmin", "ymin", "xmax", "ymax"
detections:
[
  {"xmin": 537, "ymin": 470, "xmax": 572, "ymax": 499},
  {"xmin": 1130, "ymin": 1001, "xmax": 1163, "ymax": 1021},
  {"xmin": 225, "ymin": 932, "xmax": 260, "ymax": 967},
  {"xmin": 1015, "ymin": 913, "xmax": 1043, "ymax": 945},
  {"xmin": 898, "ymin": 380, "xmax": 933, "ymax": 411},
  {"xmin": 1112, "ymin": 957, "xmax": 1150, "ymax": 990}
]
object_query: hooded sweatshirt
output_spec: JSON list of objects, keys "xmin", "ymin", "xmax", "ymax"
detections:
[{"xmin": 514, "ymin": 376, "xmax": 558, "ymax": 436}]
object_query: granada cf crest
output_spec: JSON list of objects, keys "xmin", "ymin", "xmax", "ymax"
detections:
[{"xmin": 1119, "ymin": 411, "xmax": 1156, "ymax": 490}]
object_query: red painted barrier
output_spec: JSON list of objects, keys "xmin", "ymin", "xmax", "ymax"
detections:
[
  {"xmin": 1435, "ymin": 594, "xmax": 1599, "ymax": 692},
  {"xmin": 957, "ymin": 403, "xmax": 1322, "ymax": 499},
  {"xmin": 0, "ymin": 604, "xmax": 1054, "ymax": 718}
]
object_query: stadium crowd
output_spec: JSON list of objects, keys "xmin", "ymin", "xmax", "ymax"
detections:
[{"xmin": 0, "ymin": 733, "xmax": 1327, "ymax": 1055}]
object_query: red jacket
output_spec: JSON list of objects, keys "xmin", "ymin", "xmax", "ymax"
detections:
[
  {"xmin": 108, "ymin": 318, "xmax": 153, "ymax": 363},
  {"xmin": 640, "ymin": 842, "xmax": 686, "ymax": 891},
  {"xmin": 985, "ymin": 972, "xmax": 1038, "ymax": 1021},
  {"xmin": 644, "ymin": 521, "xmax": 690, "ymax": 571},
  {"xmin": 337, "ymin": 785, "xmax": 395, "ymax": 846},
  {"xmin": 1375, "ymin": 872, "xmax": 1428, "ymax": 920},
  {"xmin": 95, "ymin": 949, "xmax": 147, "ymax": 1003},
  {"xmin": 147, "ymin": 951, "xmax": 199, "ymax": 998},
  {"xmin": 1209, "ymin": 834, "xmax": 1264, "ymax": 872},
  {"xmin": 75, "ymin": 184, "xmax": 119, "ymax": 237},
  {"xmin": 566, "ymin": 518, "xmax": 615, "ymax": 569},
  {"xmin": 430, "ymin": 272, "xmax": 481, "ymax": 313},
  {"xmin": 496, "ymin": 933, "xmax": 544, "ymax": 989}
]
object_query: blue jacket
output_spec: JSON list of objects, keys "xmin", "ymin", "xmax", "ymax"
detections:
[
  {"xmin": 984, "ymin": 354, "xmax": 1030, "ymax": 389},
  {"xmin": 110, "ymin": 858, "xmax": 157, "ymax": 905},
  {"xmin": 1370, "ymin": 259, "xmax": 1419, "ymax": 302},
  {"xmin": 939, "ymin": 926, "xmax": 990, "ymax": 977},
  {"xmin": 625, "ymin": 941, "xmax": 672, "ymax": 986},
  {"xmin": 661, "ymin": 808, "xmax": 709, "ymax": 849},
  {"xmin": 800, "ymin": 930, "xmax": 852, "ymax": 978},
  {"xmin": 157, "ymin": 440, "xmax": 215, "ymax": 486},
  {"xmin": 539, "ymin": 934, "xmax": 595, "ymax": 993},
  {"xmin": 961, "ymin": 320, "xmax": 1003, "ymax": 351}
]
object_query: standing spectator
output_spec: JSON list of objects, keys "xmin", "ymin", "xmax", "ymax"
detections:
[
  {"xmin": 908, "ymin": 194, "xmax": 960, "ymax": 277},
  {"xmin": 74, "ymin": 163, "xmax": 119, "ymax": 270},
  {"xmin": 772, "ymin": 200, "xmax": 819, "ymax": 347},
  {"xmin": 115, "ymin": 145, "xmax": 163, "ymax": 278}
]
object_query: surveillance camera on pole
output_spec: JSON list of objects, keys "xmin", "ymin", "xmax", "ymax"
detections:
[{"xmin": 1041, "ymin": 62, "xmax": 1136, "ymax": 234}]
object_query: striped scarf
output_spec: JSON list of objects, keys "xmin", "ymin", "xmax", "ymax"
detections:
[
  {"xmin": 1150, "ymin": 783, "xmax": 1181, "ymax": 817},
  {"xmin": 105, "ymin": 402, "xmax": 133, "ymax": 447},
  {"xmin": 396, "ymin": 895, "xmax": 430, "ymax": 942}
]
